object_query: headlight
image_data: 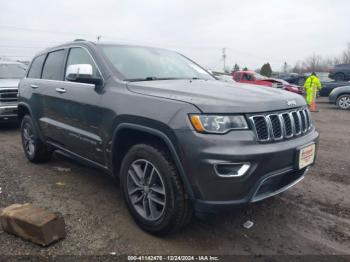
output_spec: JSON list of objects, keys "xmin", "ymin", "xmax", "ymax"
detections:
[{"xmin": 189, "ymin": 114, "xmax": 249, "ymax": 134}]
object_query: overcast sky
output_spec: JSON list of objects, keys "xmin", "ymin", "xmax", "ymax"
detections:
[{"xmin": 0, "ymin": 0, "xmax": 349, "ymax": 71}]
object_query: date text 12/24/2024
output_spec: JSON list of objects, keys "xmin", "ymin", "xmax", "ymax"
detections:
[{"xmin": 127, "ymin": 256, "xmax": 220, "ymax": 261}]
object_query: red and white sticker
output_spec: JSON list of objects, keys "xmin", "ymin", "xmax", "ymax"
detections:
[{"xmin": 299, "ymin": 144, "xmax": 316, "ymax": 169}]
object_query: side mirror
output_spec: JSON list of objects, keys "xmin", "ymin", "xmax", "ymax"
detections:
[{"xmin": 66, "ymin": 64, "xmax": 102, "ymax": 85}]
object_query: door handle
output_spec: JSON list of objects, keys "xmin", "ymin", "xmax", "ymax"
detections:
[
  {"xmin": 55, "ymin": 88, "xmax": 66, "ymax": 94},
  {"xmin": 30, "ymin": 84, "xmax": 39, "ymax": 89}
]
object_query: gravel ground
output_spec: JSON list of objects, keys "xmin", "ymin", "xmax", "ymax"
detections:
[{"xmin": 0, "ymin": 98, "xmax": 349, "ymax": 256}]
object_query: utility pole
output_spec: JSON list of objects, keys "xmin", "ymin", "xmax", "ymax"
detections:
[
  {"xmin": 97, "ymin": 35, "xmax": 102, "ymax": 42},
  {"xmin": 222, "ymin": 48, "xmax": 227, "ymax": 73}
]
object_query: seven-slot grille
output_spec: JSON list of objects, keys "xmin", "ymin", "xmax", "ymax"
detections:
[
  {"xmin": 0, "ymin": 88, "xmax": 18, "ymax": 103},
  {"xmin": 250, "ymin": 107, "xmax": 312, "ymax": 142}
]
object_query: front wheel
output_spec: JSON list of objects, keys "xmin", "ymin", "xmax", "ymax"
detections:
[
  {"xmin": 120, "ymin": 144, "xmax": 192, "ymax": 235},
  {"xmin": 336, "ymin": 94, "xmax": 350, "ymax": 110},
  {"xmin": 20, "ymin": 115, "xmax": 52, "ymax": 163}
]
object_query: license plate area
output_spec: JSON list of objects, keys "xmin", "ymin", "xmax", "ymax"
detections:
[{"xmin": 298, "ymin": 144, "xmax": 315, "ymax": 169}]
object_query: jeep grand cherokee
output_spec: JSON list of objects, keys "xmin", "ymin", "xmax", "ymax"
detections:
[{"xmin": 18, "ymin": 40, "xmax": 319, "ymax": 235}]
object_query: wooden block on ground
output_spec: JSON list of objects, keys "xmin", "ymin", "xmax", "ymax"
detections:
[{"xmin": 0, "ymin": 203, "xmax": 66, "ymax": 246}]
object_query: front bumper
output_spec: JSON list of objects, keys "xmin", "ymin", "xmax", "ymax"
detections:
[
  {"xmin": 0, "ymin": 104, "xmax": 18, "ymax": 122},
  {"xmin": 175, "ymin": 128, "xmax": 319, "ymax": 212},
  {"xmin": 328, "ymin": 92, "xmax": 337, "ymax": 104}
]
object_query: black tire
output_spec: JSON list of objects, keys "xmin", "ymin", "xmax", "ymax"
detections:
[
  {"xmin": 20, "ymin": 115, "xmax": 52, "ymax": 163},
  {"xmin": 120, "ymin": 143, "xmax": 192, "ymax": 235},
  {"xmin": 336, "ymin": 94, "xmax": 350, "ymax": 110},
  {"xmin": 334, "ymin": 73, "xmax": 345, "ymax": 82}
]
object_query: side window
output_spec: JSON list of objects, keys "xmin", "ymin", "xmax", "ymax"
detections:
[
  {"xmin": 243, "ymin": 73, "xmax": 252, "ymax": 81},
  {"xmin": 27, "ymin": 55, "xmax": 45, "ymax": 78},
  {"xmin": 65, "ymin": 47, "xmax": 99, "ymax": 79},
  {"xmin": 234, "ymin": 73, "xmax": 241, "ymax": 81},
  {"xmin": 42, "ymin": 49, "xmax": 66, "ymax": 80}
]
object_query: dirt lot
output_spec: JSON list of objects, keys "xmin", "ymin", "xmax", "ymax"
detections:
[{"xmin": 0, "ymin": 98, "xmax": 349, "ymax": 256}]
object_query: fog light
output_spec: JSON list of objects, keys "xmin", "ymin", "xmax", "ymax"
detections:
[{"xmin": 214, "ymin": 163, "xmax": 250, "ymax": 177}]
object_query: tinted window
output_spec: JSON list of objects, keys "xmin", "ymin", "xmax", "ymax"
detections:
[
  {"xmin": 65, "ymin": 47, "xmax": 99, "ymax": 79},
  {"xmin": 42, "ymin": 50, "xmax": 65, "ymax": 80},
  {"xmin": 27, "ymin": 55, "xmax": 45, "ymax": 78},
  {"xmin": 243, "ymin": 73, "xmax": 253, "ymax": 81}
]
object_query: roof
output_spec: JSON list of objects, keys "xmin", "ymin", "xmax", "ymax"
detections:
[{"xmin": 32, "ymin": 40, "xmax": 177, "ymax": 58}]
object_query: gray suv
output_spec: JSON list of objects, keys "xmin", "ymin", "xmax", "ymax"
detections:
[{"xmin": 18, "ymin": 40, "xmax": 319, "ymax": 234}]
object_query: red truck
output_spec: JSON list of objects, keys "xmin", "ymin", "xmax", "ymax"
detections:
[{"xmin": 232, "ymin": 70, "xmax": 304, "ymax": 95}]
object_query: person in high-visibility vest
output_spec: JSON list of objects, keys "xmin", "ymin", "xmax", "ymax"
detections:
[{"xmin": 304, "ymin": 72, "xmax": 322, "ymax": 107}]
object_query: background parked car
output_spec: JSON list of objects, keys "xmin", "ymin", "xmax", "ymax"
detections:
[
  {"xmin": 329, "ymin": 85, "xmax": 350, "ymax": 110},
  {"xmin": 232, "ymin": 70, "xmax": 304, "ymax": 95},
  {"xmin": 0, "ymin": 61, "xmax": 27, "ymax": 122},
  {"xmin": 213, "ymin": 73, "xmax": 236, "ymax": 83},
  {"xmin": 278, "ymin": 73, "xmax": 306, "ymax": 86},
  {"xmin": 316, "ymin": 72, "xmax": 350, "ymax": 97},
  {"xmin": 329, "ymin": 64, "xmax": 350, "ymax": 81}
]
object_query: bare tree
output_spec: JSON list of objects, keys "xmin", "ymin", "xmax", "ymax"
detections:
[
  {"xmin": 292, "ymin": 43, "xmax": 350, "ymax": 74},
  {"xmin": 304, "ymin": 54, "xmax": 323, "ymax": 72},
  {"xmin": 340, "ymin": 43, "xmax": 350, "ymax": 64},
  {"xmin": 292, "ymin": 61, "xmax": 303, "ymax": 74}
]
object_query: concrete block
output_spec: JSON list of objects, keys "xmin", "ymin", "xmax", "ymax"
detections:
[{"xmin": 0, "ymin": 203, "xmax": 66, "ymax": 246}]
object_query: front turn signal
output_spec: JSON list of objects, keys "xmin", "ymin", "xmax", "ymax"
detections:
[{"xmin": 190, "ymin": 115, "xmax": 205, "ymax": 132}]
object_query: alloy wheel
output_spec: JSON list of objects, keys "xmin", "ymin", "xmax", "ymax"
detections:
[
  {"xmin": 338, "ymin": 96, "xmax": 350, "ymax": 109},
  {"xmin": 126, "ymin": 159, "xmax": 166, "ymax": 221},
  {"xmin": 22, "ymin": 123, "xmax": 35, "ymax": 156}
]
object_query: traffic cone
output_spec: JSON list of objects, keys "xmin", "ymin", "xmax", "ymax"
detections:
[
  {"xmin": 309, "ymin": 88, "xmax": 318, "ymax": 112},
  {"xmin": 309, "ymin": 100, "xmax": 316, "ymax": 112}
]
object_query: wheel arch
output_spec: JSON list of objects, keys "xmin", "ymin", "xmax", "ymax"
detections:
[
  {"xmin": 111, "ymin": 121, "xmax": 194, "ymax": 199},
  {"xmin": 17, "ymin": 102, "xmax": 31, "ymax": 123},
  {"xmin": 17, "ymin": 102, "xmax": 45, "ymax": 142}
]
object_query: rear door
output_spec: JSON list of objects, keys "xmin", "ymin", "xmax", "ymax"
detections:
[
  {"xmin": 38, "ymin": 49, "xmax": 68, "ymax": 143},
  {"xmin": 19, "ymin": 54, "xmax": 47, "ymax": 123}
]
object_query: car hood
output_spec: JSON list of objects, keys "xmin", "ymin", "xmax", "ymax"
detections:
[
  {"xmin": 0, "ymin": 79, "xmax": 20, "ymax": 88},
  {"xmin": 127, "ymin": 79, "xmax": 306, "ymax": 113}
]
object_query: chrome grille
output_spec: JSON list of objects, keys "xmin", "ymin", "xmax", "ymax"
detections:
[
  {"xmin": 0, "ymin": 88, "xmax": 18, "ymax": 103},
  {"xmin": 251, "ymin": 116, "xmax": 269, "ymax": 141},
  {"xmin": 250, "ymin": 107, "xmax": 312, "ymax": 142}
]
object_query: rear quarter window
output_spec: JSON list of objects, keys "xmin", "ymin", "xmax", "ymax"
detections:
[{"xmin": 27, "ymin": 55, "xmax": 46, "ymax": 78}]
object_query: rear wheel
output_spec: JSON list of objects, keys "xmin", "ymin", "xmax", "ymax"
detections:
[
  {"xmin": 334, "ymin": 73, "xmax": 345, "ymax": 82},
  {"xmin": 120, "ymin": 143, "xmax": 192, "ymax": 235},
  {"xmin": 20, "ymin": 115, "xmax": 52, "ymax": 163},
  {"xmin": 336, "ymin": 94, "xmax": 350, "ymax": 110}
]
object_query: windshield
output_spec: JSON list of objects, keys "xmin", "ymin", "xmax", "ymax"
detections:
[
  {"xmin": 253, "ymin": 73, "xmax": 267, "ymax": 80},
  {"xmin": 0, "ymin": 63, "xmax": 27, "ymax": 79},
  {"xmin": 100, "ymin": 45, "xmax": 214, "ymax": 81}
]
